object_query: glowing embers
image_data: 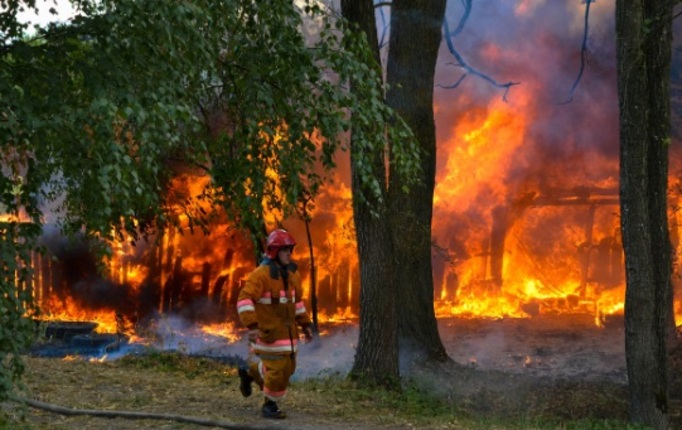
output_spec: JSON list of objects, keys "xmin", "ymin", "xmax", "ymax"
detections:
[{"xmin": 200, "ymin": 321, "xmax": 240, "ymax": 344}]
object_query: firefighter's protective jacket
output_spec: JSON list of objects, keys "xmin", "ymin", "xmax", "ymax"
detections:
[{"xmin": 237, "ymin": 258, "xmax": 312, "ymax": 356}]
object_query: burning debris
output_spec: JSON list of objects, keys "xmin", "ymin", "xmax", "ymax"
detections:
[{"xmin": 30, "ymin": 318, "xmax": 128, "ymax": 359}]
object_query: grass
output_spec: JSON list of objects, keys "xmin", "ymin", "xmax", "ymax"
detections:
[{"xmin": 0, "ymin": 351, "xmax": 672, "ymax": 430}]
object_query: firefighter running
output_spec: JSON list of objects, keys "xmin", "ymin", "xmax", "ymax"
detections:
[{"xmin": 236, "ymin": 229, "xmax": 314, "ymax": 419}]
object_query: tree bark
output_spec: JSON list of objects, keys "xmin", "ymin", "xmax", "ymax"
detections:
[
  {"xmin": 385, "ymin": 0, "xmax": 448, "ymax": 362},
  {"xmin": 342, "ymin": 0, "xmax": 400, "ymax": 388},
  {"xmin": 616, "ymin": 1, "xmax": 672, "ymax": 428}
]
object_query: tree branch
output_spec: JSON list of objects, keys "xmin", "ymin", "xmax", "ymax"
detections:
[
  {"xmin": 439, "ymin": 8, "xmax": 520, "ymax": 102},
  {"xmin": 444, "ymin": 0, "xmax": 472, "ymax": 39},
  {"xmin": 376, "ymin": 3, "xmax": 390, "ymax": 49},
  {"xmin": 558, "ymin": 0, "xmax": 593, "ymax": 105}
]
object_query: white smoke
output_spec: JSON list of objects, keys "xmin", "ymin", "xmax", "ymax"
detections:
[{"xmin": 101, "ymin": 315, "xmax": 625, "ymax": 385}]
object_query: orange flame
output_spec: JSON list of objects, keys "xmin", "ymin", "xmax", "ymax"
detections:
[{"xmin": 27, "ymin": 88, "xmax": 682, "ymax": 338}]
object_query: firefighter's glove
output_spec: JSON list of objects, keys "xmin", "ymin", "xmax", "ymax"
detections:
[
  {"xmin": 302, "ymin": 325, "xmax": 314, "ymax": 343},
  {"xmin": 247, "ymin": 329, "xmax": 258, "ymax": 344}
]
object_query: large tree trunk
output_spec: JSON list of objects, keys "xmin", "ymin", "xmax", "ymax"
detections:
[
  {"xmin": 342, "ymin": 0, "xmax": 400, "ymax": 388},
  {"xmin": 616, "ymin": 1, "xmax": 672, "ymax": 428},
  {"xmin": 385, "ymin": 0, "xmax": 448, "ymax": 362}
]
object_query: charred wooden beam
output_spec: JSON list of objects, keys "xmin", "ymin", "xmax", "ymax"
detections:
[
  {"xmin": 228, "ymin": 267, "xmax": 249, "ymax": 309},
  {"xmin": 528, "ymin": 197, "xmax": 619, "ymax": 207},
  {"xmin": 200, "ymin": 262, "xmax": 211, "ymax": 297},
  {"xmin": 578, "ymin": 204, "xmax": 597, "ymax": 298},
  {"xmin": 211, "ymin": 274, "xmax": 227, "ymax": 307},
  {"xmin": 487, "ymin": 187, "xmax": 620, "ymax": 289},
  {"xmin": 489, "ymin": 205, "xmax": 509, "ymax": 286}
]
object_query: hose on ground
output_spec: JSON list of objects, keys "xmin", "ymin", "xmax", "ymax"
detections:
[{"xmin": 10, "ymin": 395, "xmax": 282, "ymax": 430}]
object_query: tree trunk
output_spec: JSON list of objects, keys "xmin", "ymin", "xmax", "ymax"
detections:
[
  {"xmin": 616, "ymin": 1, "xmax": 672, "ymax": 428},
  {"xmin": 385, "ymin": 0, "xmax": 448, "ymax": 362},
  {"xmin": 342, "ymin": 0, "xmax": 400, "ymax": 389}
]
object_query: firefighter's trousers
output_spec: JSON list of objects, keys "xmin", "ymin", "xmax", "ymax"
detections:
[{"xmin": 246, "ymin": 353, "xmax": 296, "ymax": 401}]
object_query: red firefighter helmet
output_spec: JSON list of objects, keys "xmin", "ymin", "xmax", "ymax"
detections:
[{"xmin": 265, "ymin": 229, "xmax": 296, "ymax": 259}]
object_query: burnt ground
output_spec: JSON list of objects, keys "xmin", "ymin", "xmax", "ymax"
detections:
[
  {"xmin": 4, "ymin": 315, "xmax": 682, "ymax": 429},
  {"xmin": 427, "ymin": 315, "xmax": 682, "ymax": 426},
  {"xmin": 417, "ymin": 315, "xmax": 682, "ymax": 427}
]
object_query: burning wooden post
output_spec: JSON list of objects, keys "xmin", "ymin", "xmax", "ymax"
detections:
[
  {"xmin": 317, "ymin": 274, "xmax": 335, "ymax": 315},
  {"xmin": 487, "ymin": 193, "xmax": 536, "ymax": 287},
  {"xmin": 489, "ymin": 205, "xmax": 510, "ymax": 286},
  {"xmin": 578, "ymin": 204, "xmax": 597, "ymax": 298},
  {"xmin": 227, "ymin": 266, "xmax": 249, "ymax": 309},
  {"xmin": 486, "ymin": 187, "xmax": 620, "ymax": 293},
  {"xmin": 199, "ymin": 262, "xmax": 211, "ymax": 297},
  {"xmin": 591, "ymin": 234, "xmax": 623, "ymax": 287},
  {"xmin": 335, "ymin": 259, "xmax": 350, "ymax": 309},
  {"xmin": 211, "ymin": 274, "xmax": 227, "ymax": 308}
]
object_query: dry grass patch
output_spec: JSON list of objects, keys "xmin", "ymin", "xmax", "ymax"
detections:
[
  {"xmin": 0, "ymin": 349, "xmax": 678, "ymax": 429},
  {"xmin": 1, "ymin": 353, "xmax": 453, "ymax": 429}
]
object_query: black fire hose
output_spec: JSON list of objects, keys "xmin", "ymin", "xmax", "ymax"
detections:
[{"xmin": 10, "ymin": 395, "xmax": 283, "ymax": 430}]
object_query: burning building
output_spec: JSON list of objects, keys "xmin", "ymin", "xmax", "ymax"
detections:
[{"xmin": 20, "ymin": 1, "xmax": 682, "ymax": 339}]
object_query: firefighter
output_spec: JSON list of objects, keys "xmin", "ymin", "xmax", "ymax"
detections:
[{"xmin": 236, "ymin": 228, "xmax": 314, "ymax": 419}]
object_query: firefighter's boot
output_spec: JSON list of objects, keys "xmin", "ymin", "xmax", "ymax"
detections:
[
  {"xmin": 238, "ymin": 366, "xmax": 253, "ymax": 397},
  {"xmin": 262, "ymin": 400, "xmax": 286, "ymax": 419}
]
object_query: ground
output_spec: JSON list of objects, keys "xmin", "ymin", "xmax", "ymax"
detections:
[{"xmin": 2, "ymin": 317, "xmax": 681, "ymax": 429}]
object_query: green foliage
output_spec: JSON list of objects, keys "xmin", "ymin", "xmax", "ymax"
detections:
[
  {"xmin": 1, "ymin": 0, "xmax": 224, "ymax": 240},
  {"xmin": 0, "ymin": 223, "xmax": 39, "ymax": 402},
  {"xmin": 294, "ymin": 376, "xmax": 454, "ymax": 427},
  {"xmin": 0, "ymin": 0, "xmax": 420, "ymax": 401},
  {"xmin": 2, "ymin": 0, "xmax": 233, "ymax": 400},
  {"xmin": 0, "ymin": 412, "xmax": 30, "ymax": 430},
  {"xmin": 205, "ymin": 2, "xmax": 421, "ymax": 230}
]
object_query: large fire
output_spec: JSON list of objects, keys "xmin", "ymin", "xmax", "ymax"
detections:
[
  {"xmin": 432, "ymin": 95, "xmax": 627, "ymax": 326},
  {"xmin": 28, "ymin": 101, "xmax": 682, "ymax": 335},
  {"xmin": 14, "ymin": 0, "xmax": 682, "ymax": 339}
]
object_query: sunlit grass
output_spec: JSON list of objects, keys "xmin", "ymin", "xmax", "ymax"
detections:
[{"xmin": 5, "ymin": 352, "xmax": 673, "ymax": 430}]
